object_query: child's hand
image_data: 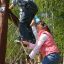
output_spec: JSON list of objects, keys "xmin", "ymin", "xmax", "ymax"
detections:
[
  {"xmin": 22, "ymin": 41, "xmax": 29, "ymax": 47},
  {"xmin": 9, "ymin": 4, "xmax": 14, "ymax": 9},
  {"xmin": 30, "ymin": 19, "xmax": 35, "ymax": 26}
]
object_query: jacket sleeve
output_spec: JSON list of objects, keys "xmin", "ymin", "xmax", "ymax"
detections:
[
  {"xmin": 28, "ymin": 43, "xmax": 36, "ymax": 49},
  {"xmin": 31, "ymin": 25, "xmax": 38, "ymax": 40},
  {"xmin": 29, "ymin": 33, "xmax": 47, "ymax": 59}
]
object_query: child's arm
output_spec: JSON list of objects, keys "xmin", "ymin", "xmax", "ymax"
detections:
[
  {"xmin": 28, "ymin": 43, "xmax": 36, "ymax": 49},
  {"xmin": 30, "ymin": 19, "xmax": 38, "ymax": 40},
  {"xmin": 22, "ymin": 41, "xmax": 35, "ymax": 49},
  {"xmin": 29, "ymin": 34, "xmax": 47, "ymax": 59}
]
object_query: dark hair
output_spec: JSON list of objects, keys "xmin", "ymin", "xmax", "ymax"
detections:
[{"xmin": 41, "ymin": 21, "xmax": 51, "ymax": 33}]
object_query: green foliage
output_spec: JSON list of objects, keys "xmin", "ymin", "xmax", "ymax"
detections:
[
  {"xmin": 6, "ymin": 0, "xmax": 64, "ymax": 63},
  {"xmin": 35, "ymin": 0, "xmax": 64, "ymax": 48},
  {"xmin": 54, "ymin": 18, "xmax": 64, "ymax": 52},
  {"xmin": 36, "ymin": 1, "xmax": 64, "ymax": 63}
]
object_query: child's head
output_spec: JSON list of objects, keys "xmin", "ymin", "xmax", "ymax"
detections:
[{"xmin": 34, "ymin": 16, "xmax": 51, "ymax": 33}]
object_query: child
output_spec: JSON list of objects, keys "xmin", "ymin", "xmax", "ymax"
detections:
[
  {"xmin": 30, "ymin": 16, "xmax": 40, "ymax": 40},
  {"xmin": 23, "ymin": 17, "xmax": 60, "ymax": 64},
  {"xmin": 9, "ymin": 0, "xmax": 38, "ymax": 43}
]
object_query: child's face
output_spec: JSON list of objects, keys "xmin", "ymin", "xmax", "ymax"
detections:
[{"xmin": 36, "ymin": 22, "xmax": 43, "ymax": 32}]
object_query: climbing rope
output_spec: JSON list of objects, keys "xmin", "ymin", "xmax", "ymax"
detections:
[{"xmin": 11, "ymin": 47, "xmax": 22, "ymax": 63}]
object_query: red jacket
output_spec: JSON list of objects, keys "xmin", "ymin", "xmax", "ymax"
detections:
[{"xmin": 38, "ymin": 30, "xmax": 59, "ymax": 57}]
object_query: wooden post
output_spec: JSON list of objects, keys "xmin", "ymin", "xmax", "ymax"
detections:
[{"xmin": 0, "ymin": 0, "xmax": 9, "ymax": 64}]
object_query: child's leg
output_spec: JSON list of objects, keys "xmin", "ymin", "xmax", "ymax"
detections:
[
  {"xmin": 19, "ymin": 22, "xmax": 30, "ymax": 40},
  {"xmin": 18, "ymin": 2, "xmax": 38, "ymax": 43},
  {"xmin": 18, "ymin": 10, "xmax": 36, "ymax": 43},
  {"xmin": 42, "ymin": 53, "xmax": 60, "ymax": 64},
  {"xmin": 26, "ymin": 25, "xmax": 36, "ymax": 44},
  {"xmin": 19, "ymin": 22, "xmax": 36, "ymax": 43}
]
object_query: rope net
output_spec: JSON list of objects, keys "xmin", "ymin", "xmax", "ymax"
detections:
[
  {"xmin": 5, "ymin": 13, "xmax": 40, "ymax": 64},
  {"xmin": 5, "ymin": 0, "xmax": 63, "ymax": 64},
  {"xmin": 5, "ymin": 11, "xmax": 63, "ymax": 64},
  {"xmin": 5, "ymin": 16, "xmax": 63, "ymax": 64}
]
